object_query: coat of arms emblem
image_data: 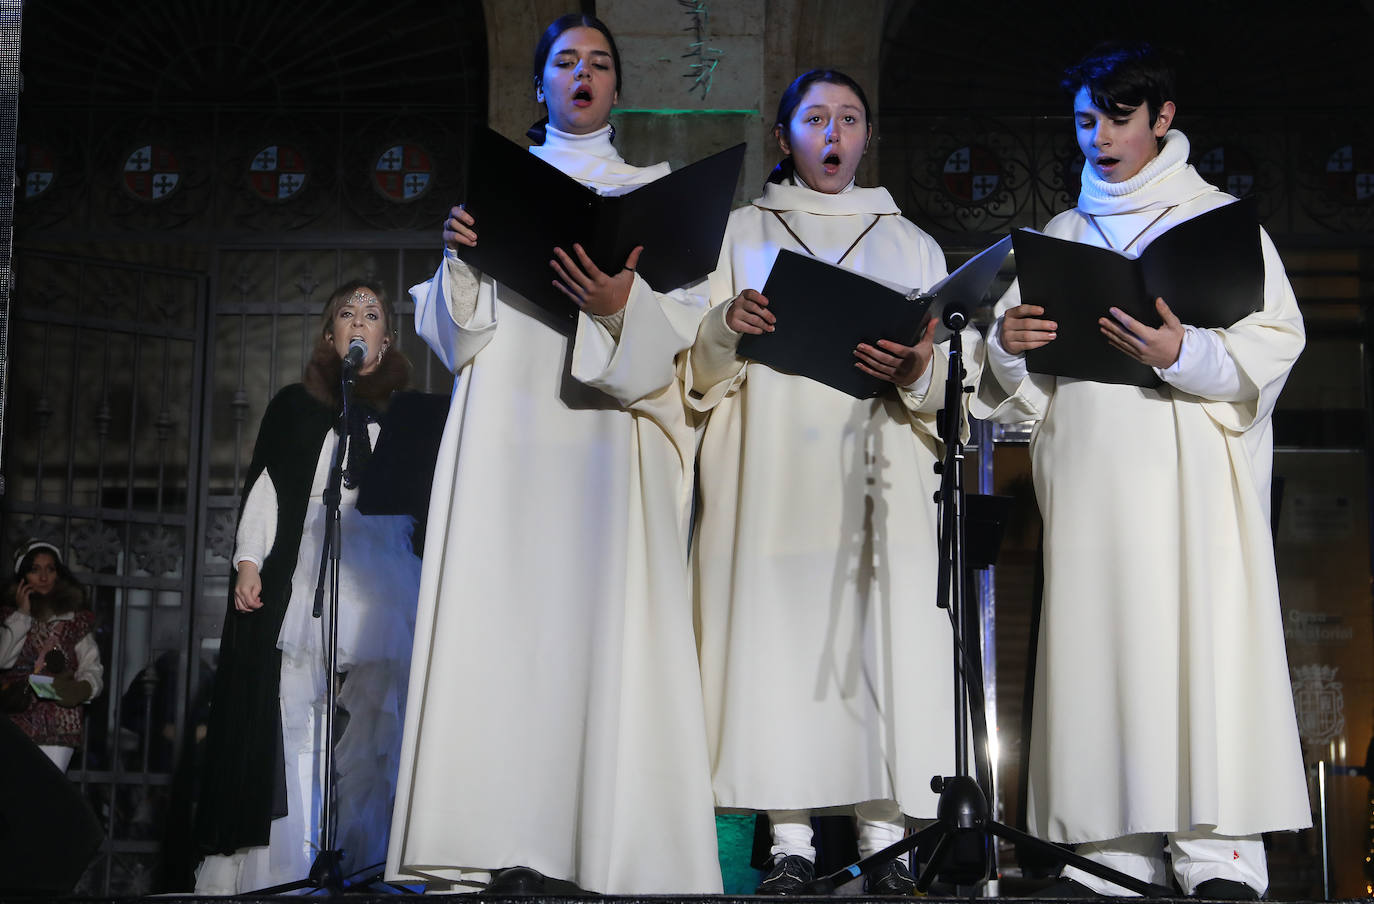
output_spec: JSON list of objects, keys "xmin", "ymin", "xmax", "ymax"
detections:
[{"xmin": 1291, "ymin": 663, "xmax": 1344, "ymax": 745}]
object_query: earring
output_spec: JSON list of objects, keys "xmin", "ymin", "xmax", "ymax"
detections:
[
  {"xmin": 536, "ymin": 88, "xmax": 545, "ymax": 103},
  {"xmin": 378, "ymin": 344, "xmax": 387, "ymax": 363}
]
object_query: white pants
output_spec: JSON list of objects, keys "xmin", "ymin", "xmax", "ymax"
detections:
[
  {"xmin": 39, "ymin": 744, "xmax": 74, "ymax": 772},
  {"xmin": 768, "ymin": 800, "xmax": 909, "ymax": 866},
  {"xmin": 1061, "ymin": 830, "xmax": 1268, "ymax": 896}
]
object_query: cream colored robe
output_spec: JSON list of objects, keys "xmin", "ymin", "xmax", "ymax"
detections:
[
  {"xmin": 386, "ymin": 126, "xmax": 722, "ymax": 894},
  {"xmin": 689, "ymin": 181, "xmax": 976, "ymax": 815},
  {"xmin": 975, "ymin": 131, "xmax": 1311, "ymax": 843}
]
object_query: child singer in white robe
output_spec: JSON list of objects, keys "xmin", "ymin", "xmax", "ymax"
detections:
[
  {"xmin": 975, "ymin": 41, "xmax": 1309, "ymax": 899},
  {"xmin": 688, "ymin": 68, "xmax": 978, "ymax": 896},
  {"xmin": 386, "ymin": 13, "xmax": 721, "ymax": 896}
]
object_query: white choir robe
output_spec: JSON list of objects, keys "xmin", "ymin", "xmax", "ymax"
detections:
[
  {"xmin": 973, "ymin": 131, "xmax": 1311, "ymax": 845},
  {"xmin": 688, "ymin": 180, "xmax": 977, "ymax": 816},
  {"xmin": 386, "ymin": 125, "xmax": 722, "ymax": 894}
]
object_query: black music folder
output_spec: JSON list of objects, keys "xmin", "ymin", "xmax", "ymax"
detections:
[
  {"xmin": 1017, "ymin": 198, "xmax": 1263, "ymax": 388},
  {"xmin": 457, "ymin": 127, "xmax": 746, "ymax": 331},
  {"xmin": 737, "ymin": 236, "xmax": 1012, "ymax": 399}
]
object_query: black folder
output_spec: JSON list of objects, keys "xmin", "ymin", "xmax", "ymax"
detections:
[
  {"xmin": 1017, "ymin": 199, "xmax": 1263, "ymax": 388},
  {"xmin": 737, "ymin": 236, "xmax": 1012, "ymax": 400},
  {"xmin": 457, "ymin": 127, "xmax": 746, "ymax": 332}
]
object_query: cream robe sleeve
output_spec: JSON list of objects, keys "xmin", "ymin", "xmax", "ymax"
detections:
[
  {"xmin": 1176, "ymin": 228, "xmax": 1304, "ymax": 432},
  {"xmin": 972, "ymin": 275, "xmax": 1056, "ymax": 424},
  {"xmin": 890, "ymin": 226, "xmax": 983, "ymax": 444},
  {"xmin": 412, "ymin": 249, "xmax": 499, "ymax": 374},
  {"xmin": 683, "ymin": 245, "xmax": 751, "ymax": 412},
  {"xmin": 571, "ymin": 275, "xmax": 708, "ymax": 407}
]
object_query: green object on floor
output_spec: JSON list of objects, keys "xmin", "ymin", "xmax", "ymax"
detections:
[{"xmin": 716, "ymin": 812, "xmax": 762, "ymax": 894}]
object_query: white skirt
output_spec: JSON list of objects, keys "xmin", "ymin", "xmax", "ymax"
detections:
[
  {"xmin": 277, "ymin": 503, "xmax": 420, "ymax": 670},
  {"xmin": 202, "ymin": 503, "xmax": 421, "ymax": 891}
]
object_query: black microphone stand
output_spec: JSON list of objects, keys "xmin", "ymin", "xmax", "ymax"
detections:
[
  {"xmin": 249, "ymin": 352, "xmax": 403, "ymax": 896},
  {"xmin": 807, "ymin": 306, "xmax": 1176, "ymax": 898}
]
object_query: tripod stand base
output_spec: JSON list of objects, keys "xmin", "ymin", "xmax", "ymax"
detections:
[{"xmin": 809, "ymin": 776, "xmax": 1177, "ymax": 898}]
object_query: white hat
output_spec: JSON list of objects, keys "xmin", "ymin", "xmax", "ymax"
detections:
[{"xmin": 14, "ymin": 539, "xmax": 63, "ymax": 576}]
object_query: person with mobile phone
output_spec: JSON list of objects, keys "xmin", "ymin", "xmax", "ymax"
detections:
[{"xmin": 0, "ymin": 539, "xmax": 102, "ymax": 772}]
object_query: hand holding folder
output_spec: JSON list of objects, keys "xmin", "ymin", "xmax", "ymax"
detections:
[
  {"xmin": 736, "ymin": 236, "xmax": 1012, "ymax": 399},
  {"xmin": 1014, "ymin": 199, "xmax": 1263, "ymax": 387},
  {"xmin": 454, "ymin": 127, "xmax": 745, "ymax": 332}
]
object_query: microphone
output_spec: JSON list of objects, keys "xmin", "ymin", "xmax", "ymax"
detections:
[
  {"xmin": 343, "ymin": 337, "xmax": 367, "ymax": 371},
  {"xmin": 942, "ymin": 303, "xmax": 969, "ymax": 332}
]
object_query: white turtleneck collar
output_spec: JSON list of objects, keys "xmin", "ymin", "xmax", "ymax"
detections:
[
  {"xmin": 529, "ymin": 123, "xmax": 671, "ymax": 196},
  {"xmin": 753, "ymin": 176, "xmax": 900, "ymax": 218},
  {"xmin": 1077, "ymin": 130, "xmax": 1220, "ymax": 216},
  {"xmin": 792, "ymin": 172, "xmax": 856, "ymax": 195},
  {"xmin": 538, "ymin": 124, "xmax": 618, "ymax": 159}
]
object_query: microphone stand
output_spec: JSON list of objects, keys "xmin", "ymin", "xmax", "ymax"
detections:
[{"xmin": 807, "ymin": 306, "xmax": 1176, "ymax": 898}]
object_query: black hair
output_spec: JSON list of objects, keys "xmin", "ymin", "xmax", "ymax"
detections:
[
  {"xmin": 15, "ymin": 545, "xmax": 79, "ymax": 588},
  {"xmin": 10, "ymin": 544, "xmax": 88, "ymax": 617},
  {"xmin": 1061, "ymin": 41, "xmax": 1176, "ymax": 126},
  {"xmin": 528, "ymin": 13, "xmax": 623, "ymax": 144},
  {"xmin": 767, "ymin": 68, "xmax": 873, "ymax": 186}
]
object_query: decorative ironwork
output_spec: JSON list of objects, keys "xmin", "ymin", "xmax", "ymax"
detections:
[
  {"xmin": 941, "ymin": 145, "xmax": 1002, "ymax": 204},
  {"xmin": 18, "ymin": 141, "xmax": 56, "ymax": 200},
  {"xmin": 1186, "ymin": 118, "xmax": 1288, "ymax": 223},
  {"xmin": 132, "ymin": 526, "xmax": 181, "ymax": 576},
  {"xmin": 205, "ymin": 509, "xmax": 237, "ymax": 562},
  {"xmin": 1196, "ymin": 145, "xmax": 1258, "ymax": 199},
  {"xmin": 5, "ymin": 517, "xmax": 52, "ymax": 555},
  {"xmin": 10, "ymin": 1, "xmax": 488, "ymax": 891},
  {"xmin": 372, "ymin": 143, "xmax": 435, "ymax": 202},
  {"xmin": 13, "ymin": 124, "xmax": 86, "ymax": 231},
  {"xmin": 70, "ymin": 522, "xmax": 121, "ymax": 573},
  {"xmin": 894, "ymin": 116, "xmax": 1067, "ymax": 237},
  {"xmin": 120, "ymin": 144, "xmax": 181, "ymax": 202},
  {"xmin": 342, "ymin": 116, "xmax": 464, "ymax": 230},
  {"xmin": 1323, "ymin": 144, "xmax": 1374, "ymax": 204},
  {"xmin": 100, "ymin": 117, "xmax": 213, "ymax": 232},
  {"xmin": 247, "ymin": 145, "xmax": 309, "ymax": 203}
]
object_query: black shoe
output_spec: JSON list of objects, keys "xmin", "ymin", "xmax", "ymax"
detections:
[
  {"xmin": 483, "ymin": 866, "xmax": 546, "ymax": 895},
  {"xmin": 865, "ymin": 857, "xmax": 917, "ymax": 895},
  {"xmin": 1032, "ymin": 876, "xmax": 1103, "ymax": 897},
  {"xmin": 756, "ymin": 854, "xmax": 815, "ymax": 895},
  {"xmin": 1193, "ymin": 879, "xmax": 1260, "ymax": 900}
]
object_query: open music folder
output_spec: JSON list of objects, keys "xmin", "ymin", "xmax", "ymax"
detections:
[
  {"xmin": 737, "ymin": 235, "xmax": 1012, "ymax": 399},
  {"xmin": 456, "ymin": 127, "xmax": 746, "ymax": 331},
  {"xmin": 1016, "ymin": 198, "xmax": 1263, "ymax": 387}
]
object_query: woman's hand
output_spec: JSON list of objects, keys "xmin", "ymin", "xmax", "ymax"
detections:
[
  {"xmin": 1099, "ymin": 297, "xmax": 1184, "ymax": 369},
  {"xmin": 14, "ymin": 578, "xmax": 32, "ymax": 615},
  {"xmin": 443, "ymin": 205, "xmax": 477, "ymax": 250},
  {"xmin": 1001, "ymin": 304, "xmax": 1057, "ymax": 354},
  {"xmin": 550, "ymin": 244, "xmax": 642, "ymax": 317},
  {"xmin": 856, "ymin": 316, "xmax": 936, "ymax": 387},
  {"xmin": 234, "ymin": 563, "xmax": 264, "ymax": 613},
  {"xmin": 724, "ymin": 289, "xmax": 774, "ymax": 335}
]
